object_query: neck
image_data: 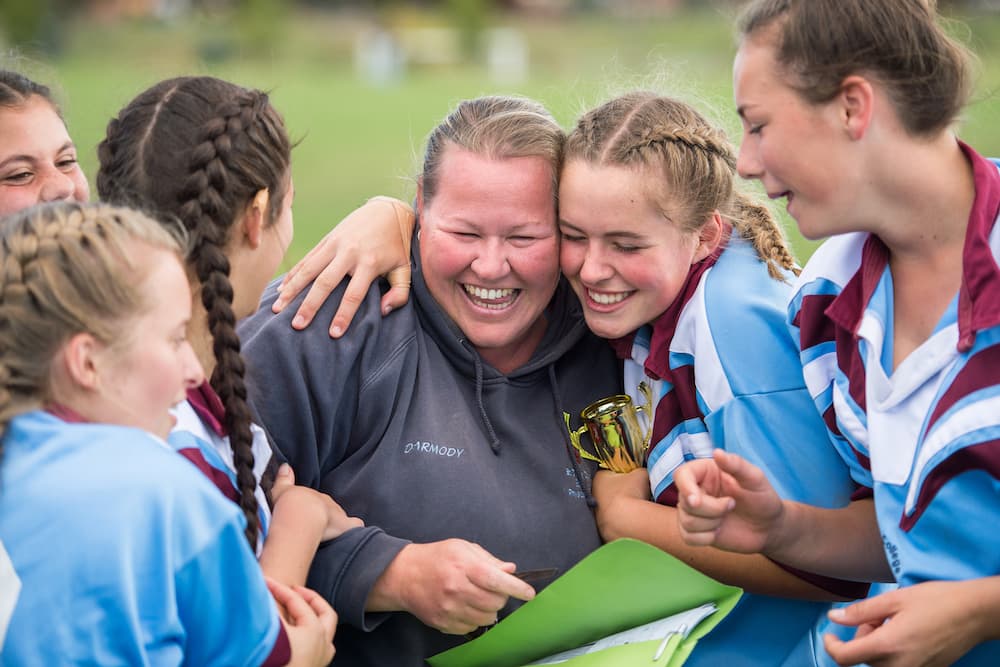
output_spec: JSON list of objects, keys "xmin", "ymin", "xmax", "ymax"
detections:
[
  {"xmin": 189, "ymin": 298, "xmax": 216, "ymax": 381},
  {"xmin": 867, "ymin": 132, "xmax": 974, "ymax": 263},
  {"xmin": 477, "ymin": 315, "xmax": 548, "ymax": 374}
]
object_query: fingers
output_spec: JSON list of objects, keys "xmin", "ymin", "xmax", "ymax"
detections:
[
  {"xmin": 379, "ymin": 265, "xmax": 412, "ymax": 317},
  {"xmin": 328, "ymin": 271, "xmax": 372, "ymax": 338},
  {"xmin": 823, "ymin": 629, "xmax": 890, "ymax": 667},
  {"xmin": 712, "ymin": 448, "xmax": 768, "ymax": 492},
  {"xmin": 267, "ymin": 577, "xmax": 312, "ymax": 625},
  {"xmin": 269, "ymin": 463, "xmax": 295, "ymax": 503},
  {"xmin": 294, "ymin": 585, "xmax": 338, "ymax": 640},
  {"xmin": 828, "ymin": 593, "xmax": 897, "ymax": 629}
]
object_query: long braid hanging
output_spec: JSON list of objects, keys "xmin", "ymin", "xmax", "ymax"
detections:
[{"xmin": 177, "ymin": 99, "xmax": 263, "ymax": 549}]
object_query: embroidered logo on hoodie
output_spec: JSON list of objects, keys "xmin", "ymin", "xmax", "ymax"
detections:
[{"xmin": 404, "ymin": 441, "xmax": 465, "ymax": 458}]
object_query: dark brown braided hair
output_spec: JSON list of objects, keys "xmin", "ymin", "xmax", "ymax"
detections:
[
  {"xmin": 0, "ymin": 69, "xmax": 57, "ymax": 112},
  {"xmin": 96, "ymin": 76, "xmax": 291, "ymax": 548},
  {"xmin": 565, "ymin": 91, "xmax": 798, "ymax": 280}
]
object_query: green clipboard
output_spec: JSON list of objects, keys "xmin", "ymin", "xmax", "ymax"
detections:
[{"xmin": 427, "ymin": 538, "xmax": 742, "ymax": 667}]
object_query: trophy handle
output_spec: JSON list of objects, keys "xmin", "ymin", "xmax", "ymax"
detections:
[
  {"xmin": 563, "ymin": 412, "xmax": 602, "ymax": 464},
  {"xmin": 634, "ymin": 381, "xmax": 655, "ymax": 451}
]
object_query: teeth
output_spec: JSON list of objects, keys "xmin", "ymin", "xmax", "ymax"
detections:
[
  {"xmin": 464, "ymin": 284, "xmax": 517, "ymax": 309},
  {"xmin": 588, "ymin": 289, "xmax": 629, "ymax": 305}
]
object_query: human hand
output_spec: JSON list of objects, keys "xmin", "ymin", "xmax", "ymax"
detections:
[
  {"xmin": 823, "ymin": 580, "xmax": 990, "ymax": 667},
  {"xmin": 271, "ymin": 464, "xmax": 364, "ymax": 541},
  {"xmin": 674, "ymin": 449, "xmax": 784, "ymax": 553},
  {"xmin": 267, "ymin": 578, "xmax": 337, "ymax": 667},
  {"xmin": 369, "ymin": 539, "xmax": 536, "ymax": 635},
  {"xmin": 273, "ymin": 196, "xmax": 414, "ymax": 337}
]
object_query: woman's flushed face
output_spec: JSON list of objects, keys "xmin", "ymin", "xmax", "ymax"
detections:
[
  {"xmin": 0, "ymin": 96, "xmax": 89, "ymax": 217},
  {"xmin": 419, "ymin": 146, "xmax": 560, "ymax": 372},
  {"xmin": 95, "ymin": 247, "xmax": 204, "ymax": 439},
  {"xmin": 559, "ymin": 159, "xmax": 702, "ymax": 340},
  {"xmin": 733, "ymin": 31, "xmax": 853, "ymax": 240}
]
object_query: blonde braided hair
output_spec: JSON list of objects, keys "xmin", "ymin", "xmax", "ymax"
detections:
[
  {"xmin": 565, "ymin": 91, "xmax": 798, "ymax": 280},
  {"xmin": 0, "ymin": 201, "xmax": 183, "ymax": 442}
]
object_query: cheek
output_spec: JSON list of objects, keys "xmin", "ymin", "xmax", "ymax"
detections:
[
  {"xmin": 559, "ymin": 243, "xmax": 584, "ymax": 277},
  {"xmin": 0, "ymin": 188, "xmax": 36, "ymax": 217},
  {"xmin": 518, "ymin": 242, "xmax": 560, "ymax": 284}
]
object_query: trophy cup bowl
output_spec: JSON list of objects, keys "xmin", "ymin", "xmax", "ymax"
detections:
[{"xmin": 564, "ymin": 382, "xmax": 653, "ymax": 474}]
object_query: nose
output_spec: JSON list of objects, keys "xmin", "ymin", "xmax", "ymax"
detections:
[
  {"xmin": 578, "ymin": 243, "xmax": 614, "ymax": 285},
  {"xmin": 39, "ymin": 167, "xmax": 76, "ymax": 203},
  {"xmin": 469, "ymin": 239, "xmax": 511, "ymax": 281},
  {"xmin": 181, "ymin": 342, "xmax": 206, "ymax": 390},
  {"xmin": 736, "ymin": 138, "xmax": 762, "ymax": 181}
]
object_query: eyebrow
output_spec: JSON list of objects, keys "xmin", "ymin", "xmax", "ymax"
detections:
[
  {"xmin": 0, "ymin": 141, "xmax": 75, "ymax": 171},
  {"xmin": 559, "ymin": 220, "xmax": 647, "ymax": 240}
]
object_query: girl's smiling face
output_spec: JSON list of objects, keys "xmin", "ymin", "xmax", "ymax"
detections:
[{"xmin": 0, "ymin": 96, "xmax": 89, "ymax": 217}]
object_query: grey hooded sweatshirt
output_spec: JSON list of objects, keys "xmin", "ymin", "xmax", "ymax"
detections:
[{"xmin": 239, "ymin": 231, "xmax": 621, "ymax": 667}]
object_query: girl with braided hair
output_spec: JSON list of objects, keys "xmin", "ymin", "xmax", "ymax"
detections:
[
  {"xmin": 0, "ymin": 201, "xmax": 336, "ymax": 665},
  {"xmin": 96, "ymin": 75, "xmax": 361, "ymax": 591},
  {"xmin": 270, "ymin": 90, "xmax": 863, "ymax": 665},
  {"xmin": 0, "ymin": 69, "xmax": 88, "ymax": 217}
]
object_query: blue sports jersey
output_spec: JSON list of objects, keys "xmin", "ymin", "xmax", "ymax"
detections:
[
  {"xmin": 787, "ymin": 143, "xmax": 1000, "ymax": 666},
  {"xmin": 0, "ymin": 410, "xmax": 284, "ymax": 666},
  {"xmin": 618, "ymin": 235, "xmax": 860, "ymax": 667},
  {"xmin": 169, "ymin": 381, "xmax": 274, "ymax": 554}
]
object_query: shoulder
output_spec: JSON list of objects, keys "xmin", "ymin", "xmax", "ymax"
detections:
[{"xmin": 5, "ymin": 412, "xmax": 240, "ymax": 532}]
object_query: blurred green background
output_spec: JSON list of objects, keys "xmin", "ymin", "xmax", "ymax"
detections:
[{"xmin": 4, "ymin": 0, "xmax": 1000, "ymax": 268}]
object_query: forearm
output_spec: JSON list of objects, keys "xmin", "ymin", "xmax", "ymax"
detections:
[
  {"xmin": 258, "ymin": 493, "xmax": 326, "ymax": 587},
  {"xmin": 601, "ymin": 496, "xmax": 851, "ymax": 600},
  {"xmin": 968, "ymin": 576, "xmax": 1000, "ymax": 644},
  {"xmin": 766, "ymin": 498, "xmax": 890, "ymax": 582}
]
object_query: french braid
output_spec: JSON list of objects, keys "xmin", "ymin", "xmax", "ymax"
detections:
[
  {"xmin": 566, "ymin": 91, "xmax": 799, "ymax": 280},
  {"xmin": 97, "ymin": 77, "xmax": 291, "ymax": 548},
  {"xmin": 0, "ymin": 202, "xmax": 182, "ymax": 446}
]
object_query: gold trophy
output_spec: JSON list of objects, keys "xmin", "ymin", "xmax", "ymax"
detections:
[{"xmin": 564, "ymin": 382, "xmax": 654, "ymax": 473}]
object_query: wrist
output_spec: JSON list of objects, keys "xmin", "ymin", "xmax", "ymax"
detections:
[{"xmin": 366, "ymin": 544, "xmax": 413, "ymax": 613}]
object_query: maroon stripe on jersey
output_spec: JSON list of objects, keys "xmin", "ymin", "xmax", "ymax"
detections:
[
  {"xmin": 792, "ymin": 292, "xmax": 838, "ymax": 352},
  {"xmin": 187, "ymin": 381, "xmax": 228, "ymax": 437},
  {"xmin": 851, "ymin": 485, "xmax": 874, "ymax": 501},
  {"xmin": 772, "ymin": 560, "xmax": 870, "ymax": 599},
  {"xmin": 821, "ymin": 404, "xmax": 843, "ymax": 439},
  {"xmin": 957, "ymin": 143, "xmax": 1000, "ymax": 351},
  {"xmin": 835, "ymin": 326, "xmax": 868, "ymax": 416},
  {"xmin": 900, "ymin": 438, "xmax": 1000, "ymax": 531},
  {"xmin": 260, "ymin": 621, "xmax": 292, "ymax": 667},
  {"xmin": 650, "ymin": 364, "xmax": 702, "ymax": 450},
  {"xmin": 925, "ymin": 343, "xmax": 1000, "ymax": 437},
  {"xmin": 848, "ymin": 442, "xmax": 872, "ymax": 472},
  {"xmin": 176, "ymin": 447, "xmax": 240, "ymax": 504},
  {"xmin": 655, "ymin": 483, "xmax": 679, "ymax": 507}
]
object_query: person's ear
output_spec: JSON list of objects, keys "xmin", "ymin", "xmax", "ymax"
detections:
[
  {"xmin": 243, "ymin": 188, "xmax": 270, "ymax": 250},
  {"xmin": 692, "ymin": 211, "xmax": 724, "ymax": 263},
  {"xmin": 839, "ymin": 75, "xmax": 875, "ymax": 141},
  {"xmin": 60, "ymin": 332, "xmax": 104, "ymax": 391}
]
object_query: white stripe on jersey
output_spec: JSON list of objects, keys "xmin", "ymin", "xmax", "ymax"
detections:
[
  {"xmin": 802, "ymin": 350, "xmax": 837, "ymax": 403},
  {"xmin": 670, "ymin": 275, "xmax": 734, "ymax": 412},
  {"xmin": 0, "ymin": 540, "xmax": 20, "ymax": 650},
  {"xmin": 831, "ymin": 381, "xmax": 869, "ymax": 454},
  {"xmin": 907, "ymin": 392, "xmax": 1000, "ymax": 513}
]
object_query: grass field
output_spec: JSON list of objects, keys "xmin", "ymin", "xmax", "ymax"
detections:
[{"xmin": 13, "ymin": 4, "xmax": 1000, "ymax": 268}]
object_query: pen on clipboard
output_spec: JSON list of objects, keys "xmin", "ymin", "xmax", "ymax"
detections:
[{"xmin": 652, "ymin": 624, "xmax": 687, "ymax": 662}]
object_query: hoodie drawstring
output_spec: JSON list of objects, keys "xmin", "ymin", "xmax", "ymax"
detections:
[{"xmin": 461, "ymin": 339, "xmax": 502, "ymax": 455}]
